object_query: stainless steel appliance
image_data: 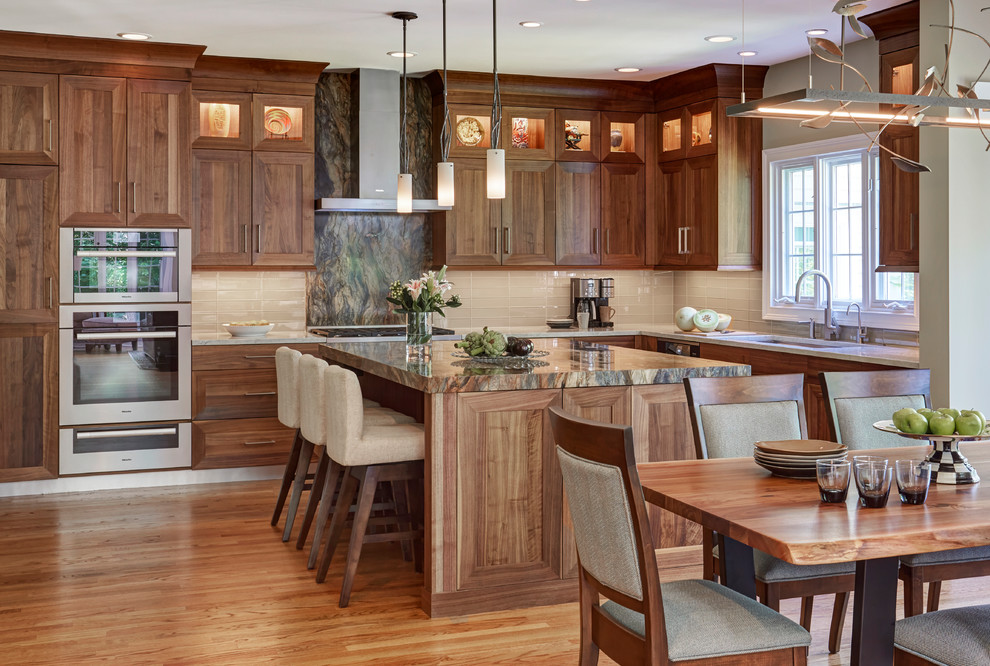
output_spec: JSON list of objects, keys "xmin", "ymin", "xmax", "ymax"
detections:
[
  {"xmin": 570, "ymin": 277, "xmax": 615, "ymax": 328},
  {"xmin": 60, "ymin": 228, "xmax": 191, "ymax": 303},
  {"xmin": 58, "ymin": 304, "xmax": 191, "ymax": 426},
  {"xmin": 658, "ymin": 340, "xmax": 700, "ymax": 357},
  {"xmin": 59, "ymin": 422, "xmax": 192, "ymax": 475}
]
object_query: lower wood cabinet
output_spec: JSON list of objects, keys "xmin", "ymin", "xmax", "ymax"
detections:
[
  {"xmin": 0, "ymin": 323, "xmax": 57, "ymax": 481},
  {"xmin": 191, "ymin": 342, "xmax": 317, "ymax": 469}
]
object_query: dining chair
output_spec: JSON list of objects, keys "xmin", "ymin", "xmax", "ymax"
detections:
[
  {"xmin": 683, "ymin": 373, "xmax": 856, "ymax": 655},
  {"xmin": 548, "ymin": 406, "xmax": 811, "ymax": 666},
  {"xmin": 893, "ymin": 603, "xmax": 990, "ymax": 665},
  {"xmin": 820, "ymin": 368, "xmax": 990, "ymax": 617}
]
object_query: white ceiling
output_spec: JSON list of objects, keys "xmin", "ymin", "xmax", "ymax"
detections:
[{"xmin": 5, "ymin": 0, "xmax": 906, "ymax": 80}]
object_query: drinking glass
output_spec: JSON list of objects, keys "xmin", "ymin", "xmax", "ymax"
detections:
[
  {"xmin": 817, "ymin": 460, "xmax": 851, "ymax": 503},
  {"xmin": 895, "ymin": 459, "xmax": 932, "ymax": 505},
  {"xmin": 854, "ymin": 460, "xmax": 893, "ymax": 508},
  {"xmin": 576, "ymin": 301, "xmax": 590, "ymax": 330}
]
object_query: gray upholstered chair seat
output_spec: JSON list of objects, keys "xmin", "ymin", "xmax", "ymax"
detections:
[
  {"xmin": 895, "ymin": 604, "xmax": 990, "ymax": 665},
  {"xmin": 601, "ymin": 579, "xmax": 811, "ymax": 661},
  {"xmin": 711, "ymin": 545, "xmax": 856, "ymax": 583},
  {"xmin": 900, "ymin": 545, "xmax": 990, "ymax": 567}
]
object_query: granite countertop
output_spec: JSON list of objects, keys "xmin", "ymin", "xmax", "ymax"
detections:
[{"xmin": 318, "ymin": 338, "xmax": 747, "ymax": 393}]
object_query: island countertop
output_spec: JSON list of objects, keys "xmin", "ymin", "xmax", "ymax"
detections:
[{"xmin": 319, "ymin": 338, "xmax": 748, "ymax": 393}]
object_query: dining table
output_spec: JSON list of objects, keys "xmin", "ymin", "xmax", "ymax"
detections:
[{"xmin": 637, "ymin": 443, "xmax": 990, "ymax": 666}]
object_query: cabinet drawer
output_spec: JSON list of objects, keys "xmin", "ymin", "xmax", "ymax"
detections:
[
  {"xmin": 192, "ymin": 417, "xmax": 295, "ymax": 469},
  {"xmin": 192, "ymin": 343, "xmax": 319, "ymax": 371},
  {"xmin": 193, "ymin": 368, "xmax": 279, "ymax": 420}
]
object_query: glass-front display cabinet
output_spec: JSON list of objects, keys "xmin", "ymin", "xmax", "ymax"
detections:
[
  {"xmin": 601, "ymin": 111, "xmax": 646, "ymax": 163},
  {"xmin": 192, "ymin": 91, "xmax": 252, "ymax": 150},
  {"xmin": 659, "ymin": 108, "xmax": 685, "ymax": 161},
  {"xmin": 449, "ymin": 105, "xmax": 494, "ymax": 158},
  {"xmin": 501, "ymin": 107, "xmax": 555, "ymax": 160},
  {"xmin": 556, "ymin": 109, "xmax": 601, "ymax": 161},
  {"xmin": 659, "ymin": 102, "xmax": 717, "ymax": 161},
  {"xmin": 252, "ymin": 93, "xmax": 314, "ymax": 152}
]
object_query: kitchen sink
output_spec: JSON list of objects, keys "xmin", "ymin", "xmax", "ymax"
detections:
[{"xmin": 730, "ymin": 335, "xmax": 861, "ymax": 350}]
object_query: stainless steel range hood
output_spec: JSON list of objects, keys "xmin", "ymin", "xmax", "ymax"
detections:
[{"xmin": 316, "ymin": 69, "xmax": 449, "ymax": 213}]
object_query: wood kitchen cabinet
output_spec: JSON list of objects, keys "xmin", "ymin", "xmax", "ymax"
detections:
[
  {"xmin": 556, "ymin": 109, "xmax": 601, "ymax": 162},
  {"xmin": 191, "ymin": 342, "xmax": 317, "ymax": 469},
  {"xmin": 0, "ymin": 71, "xmax": 58, "ymax": 165},
  {"xmin": 502, "ymin": 107, "xmax": 555, "ymax": 161},
  {"xmin": 191, "ymin": 149, "xmax": 253, "ymax": 266},
  {"xmin": 0, "ymin": 165, "xmax": 58, "ymax": 324},
  {"xmin": 252, "ymin": 151, "xmax": 314, "ymax": 267},
  {"xmin": 192, "ymin": 90, "xmax": 253, "ymax": 150},
  {"xmin": 60, "ymin": 76, "xmax": 191, "ymax": 228},
  {"xmin": 555, "ymin": 161, "xmax": 601, "ymax": 265},
  {"xmin": 601, "ymin": 162, "xmax": 646, "ymax": 267},
  {"xmin": 657, "ymin": 156, "xmax": 718, "ymax": 267},
  {"xmin": 252, "ymin": 93, "xmax": 314, "ymax": 153},
  {"xmin": 0, "ymin": 323, "xmax": 57, "ymax": 481},
  {"xmin": 436, "ymin": 159, "xmax": 499, "ymax": 265}
]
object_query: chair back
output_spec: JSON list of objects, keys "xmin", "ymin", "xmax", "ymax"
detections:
[
  {"xmin": 324, "ymin": 365, "xmax": 367, "ymax": 465},
  {"xmin": 683, "ymin": 374, "xmax": 808, "ymax": 460},
  {"xmin": 819, "ymin": 369, "xmax": 931, "ymax": 449},
  {"xmin": 548, "ymin": 406, "xmax": 668, "ymax": 663},
  {"xmin": 298, "ymin": 354, "xmax": 329, "ymax": 445},
  {"xmin": 275, "ymin": 347, "xmax": 302, "ymax": 429}
]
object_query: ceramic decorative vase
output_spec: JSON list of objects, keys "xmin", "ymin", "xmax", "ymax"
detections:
[{"xmin": 405, "ymin": 311, "xmax": 433, "ymax": 361}]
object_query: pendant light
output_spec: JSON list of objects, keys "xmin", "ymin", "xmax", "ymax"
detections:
[
  {"xmin": 393, "ymin": 11, "xmax": 417, "ymax": 213},
  {"xmin": 486, "ymin": 0, "xmax": 505, "ymax": 199},
  {"xmin": 436, "ymin": 0, "xmax": 455, "ymax": 207}
]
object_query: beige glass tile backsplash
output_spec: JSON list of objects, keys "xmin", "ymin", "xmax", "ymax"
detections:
[{"xmin": 192, "ymin": 271, "xmax": 308, "ymax": 335}]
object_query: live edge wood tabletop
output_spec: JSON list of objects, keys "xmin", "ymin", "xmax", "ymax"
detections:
[{"xmin": 637, "ymin": 443, "xmax": 990, "ymax": 666}]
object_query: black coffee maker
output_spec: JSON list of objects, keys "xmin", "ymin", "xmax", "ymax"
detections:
[{"xmin": 570, "ymin": 277, "xmax": 614, "ymax": 328}]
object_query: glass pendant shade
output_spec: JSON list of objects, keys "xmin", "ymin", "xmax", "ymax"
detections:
[
  {"xmin": 486, "ymin": 149, "xmax": 505, "ymax": 199},
  {"xmin": 397, "ymin": 173, "xmax": 413, "ymax": 213},
  {"xmin": 437, "ymin": 162, "xmax": 455, "ymax": 206}
]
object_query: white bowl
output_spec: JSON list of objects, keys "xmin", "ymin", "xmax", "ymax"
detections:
[
  {"xmin": 224, "ymin": 323, "xmax": 274, "ymax": 338},
  {"xmin": 546, "ymin": 319, "xmax": 574, "ymax": 329}
]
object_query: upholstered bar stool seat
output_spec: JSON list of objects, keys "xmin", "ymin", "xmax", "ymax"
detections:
[
  {"xmin": 271, "ymin": 347, "xmax": 305, "ymax": 537},
  {"xmin": 314, "ymin": 364, "xmax": 425, "ymax": 607},
  {"xmin": 894, "ymin": 604, "xmax": 990, "ymax": 665}
]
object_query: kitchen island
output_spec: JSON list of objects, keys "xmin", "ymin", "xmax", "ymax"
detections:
[{"xmin": 319, "ymin": 338, "xmax": 747, "ymax": 616}]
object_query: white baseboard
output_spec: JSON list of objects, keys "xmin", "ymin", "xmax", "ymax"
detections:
[{"xmin": 0, "ymin": 465, "xmax": 284, "ymax": 498}]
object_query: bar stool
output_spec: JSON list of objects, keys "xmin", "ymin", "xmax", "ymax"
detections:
[
  {"xmin": 295, "ymin": 355, "xmax": 414, "ymax": 555},
  {"xmin": 314, "ymin": 364, "xmax": 425, "ymax": 607}
]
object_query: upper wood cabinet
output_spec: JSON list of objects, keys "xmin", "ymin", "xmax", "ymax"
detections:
[
  {"xmin": 192, "ymin": 149, "xmax": 253, "ymax": 266},
  {"xmin": 502, "ymin": 160, "xmax": 556, "ymax": 265},
  {"xmin": 192, "ymin": 90, "xmax": 252, "ymax": 150},
  {"xmin": 555, "ymin": 162, "xmax": 601, "ymax": 265},
  {"xmin": 437, "ymin": 158, "xmax": 500, "ymax": 266},
  {"xmin": 601, "ymin": 162, "xmax": 646, "ymax": 267},
  {"xmin": 557, "ymin": 109, "xmax": 601, "ymax": 162},
  {"xmin": 448, "ymin": 105, "xmax": 494, "ymax": 159},
  {"xmin": 601, "ymin": 110, "xmax": 646, "ymax": 164},
  {"xmin": 60, "ymin": 76, "xmax": 191, "ymax": 228},
  {"xmin": 0, "ymin": 71, "xmax": 58, "ymax": 165},
  {"xmin": 657, "ymin": 157, "xmax": 718, "ymax": 268},
  {"xmin": 252, "ymin": 151, "xmax": 314, "ymax": 266},
  {"xmin": 0, "ymin": 165, "xmax": 58, "ymax": 323},
  {"xmin": 502, "ymin": 107, "xmax": 555, "ymax": 160},
  {"xmin": 252, "ymin": 94, "xmax": 314, "ymax": 153},
  {"xmin": 660, "ymin": 101, "xmax": 716, "ymax": 162}
]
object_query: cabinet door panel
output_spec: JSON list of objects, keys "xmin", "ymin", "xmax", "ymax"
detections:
[
  {"xmin": 192, "ymin": 149, "xmax": 252, "ymax": 266},
  {"xmin": 0, "ymin": 165, "xmax": 57, "ymax": 323},
  {"xmin": 252, "ymin": 151, "xmax": 314, "ymax": 266},
  {"xmin": 456, "ymin": 389, "xmax": 562, "ymax": 590},
  {"xmin": 684, "ymin": 155, "xmax": 718, "ymax": 267},
  {"xmin": 0, "ymin": 71, "xmax": 57, "ymax": 164},
  {"xmin": 60, "ymin": 75, "xmax": 126, "ymax": 226},
  {"xmin": 127, "ymin": 79, "xmax": 191, "ymax": 227},
  {"xmin": 555, "ymin": 162, "xmax": 601, "ymax": 265},
  {"xmin": 601, "ymin": 162, "xmax": 645, "ymax": 267},
  {"xmin": 192, "ymin": 368, "xmax": 279, "ymax": 420},
  {"xmin": 878, "ymin": 126, "xmax": 919, "ymax": 270},
  {"xmin": 657, "ymin": 161, "xmax": 686, "ymax": 266},
  {"xmin": 503, "ymin": 160, "xmax": 555, "ymax": 265},
  {"xmin": 441, "ymin": 159, "xmax": 500, "ymax": 266},
  {"xmin": 0, "ymin": 323, "xmax": 57, "ymax": 481},
  {"xmin": 192, "ymin": 417, "xmax": 294, "ymax": 469}
]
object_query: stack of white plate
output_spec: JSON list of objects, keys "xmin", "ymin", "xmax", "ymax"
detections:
[{"xmin": 753, "ymin": 439, "xmax": 847, "ymax": 479}]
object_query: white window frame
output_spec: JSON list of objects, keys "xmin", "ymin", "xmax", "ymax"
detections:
[{"xmin": 762, "ymin": 134, "xmax": 919, "ymax": 332}]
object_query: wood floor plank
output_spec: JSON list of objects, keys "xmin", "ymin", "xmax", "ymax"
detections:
[{"xmin": 1, "ymin": 480, "xmax": 988, "ymax": 664}]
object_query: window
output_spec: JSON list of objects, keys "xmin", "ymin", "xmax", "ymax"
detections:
[{"xmin": 763, "ymin": 135, "xmax": 917, "ymax": 330}]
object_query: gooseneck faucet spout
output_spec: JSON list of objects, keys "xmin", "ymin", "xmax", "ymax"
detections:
[{"xmin": 794, "ymin": 269, "xmax": 839, "ymax": 340}]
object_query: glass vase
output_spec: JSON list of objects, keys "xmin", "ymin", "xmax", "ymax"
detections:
[{"xmin": 405, "ymin": 311, "xmax": 433, "ymax": 361}]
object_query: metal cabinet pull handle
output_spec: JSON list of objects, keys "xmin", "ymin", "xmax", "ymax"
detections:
[
  {"xmin": 243, "ymin": 355, "xmax": 277, "ymax": 359},
  {"xmin": 244, "ymin": 391, "xmax": 277, "ymax": 396},
  {"xmin": 683, "ymin": 227, "xmax": 690, "ymax": 254},
  {"xmin": 243, "ymin": 440, "xmax": 276, "ymax": 447},
  {"xmin": 492, "ymin": 227, "xmax": 499, "ymax": 254},
  {"xmin": 115, "ymin": 182, "xmax": 121, "ymax": 213},
  {"xmin": 677, "ymin": 227, "xmax": 684, "ymax": 254},
  {"xmin": 77, "ymin": 427, "xmax": 177, "ymax": 439},
  {"xmin": 47, "ymin": 277, "xmax": 53, "ymax": 308},
  {"xmin": 131, "ymin": 183, "xmax": 137, "ymax": 213},
  {"xmin": 606, "ymin": 229, "xmax": 611, "ymax": 254},
  {"xmin": 242, "ymin": 224, "xmax": 248, "ymax": 253},
  {"xmin": 256, "ymin": 225, "xmax": 262, "ymax": 253},
  {"xmin": 47, "ymin": 119, "xmax": 52, "ymax": 151},
  {"xmin": 593, "ymin": 228, "xmax": 599, "ymax": 255},
  {"xmin": 78, "ymin": 331, "xmax": 176, "ymax": 340},
  {"xmin": 503, "ymin": 227, "xmax": 511, "ymax": 254}
]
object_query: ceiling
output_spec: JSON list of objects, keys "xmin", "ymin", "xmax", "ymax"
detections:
[{"xmin": 5, "ymin": 0, "xmax": 907, "ymax": 81}]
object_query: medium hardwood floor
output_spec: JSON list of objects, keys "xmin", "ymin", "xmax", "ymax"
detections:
[{"xmin": 2, "ymin": 480, "xmax": 988, "ymax": 665}]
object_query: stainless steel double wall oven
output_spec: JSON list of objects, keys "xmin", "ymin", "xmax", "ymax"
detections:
[{"xmin": 58, "ymin": 229, "xmax": 192, "ymax": 475}]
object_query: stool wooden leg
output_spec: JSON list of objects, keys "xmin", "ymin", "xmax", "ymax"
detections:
[
  {"xmin": 281, "ymin": 438, "xmax": 314, "ymax": 542},
  {"xmin": 316, "ymin": 467, "xmax": 360, "ymax": 584},
  {"xmin": 903, "ymin": 570, "xmax": 924, "ymax": 617},
  {"xmin": 295, "ymin": 448, "xmax": 328, "ymax": 550},
  {"xmin": 339, "ymin": 465, "xmax": 381, "ymax": 608},
  {"xmin": 271, "ymin": 430, "xmax": 302, "ymax": 526},
  {"xmin": 926, "ymin": 581, "xmax": 942, "ymax": 613},
  {"xmin": 307, "ymin": 459, "xmax": 344, "ymax": 568},
  {"xmin": 828, "ymin": 591, "xmax": 850, "ymax": 654},
  {"xmin": 799, "ymin": 596, "xmax": 814, "ymax": 630}
]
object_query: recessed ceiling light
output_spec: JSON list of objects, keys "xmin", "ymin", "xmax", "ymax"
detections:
[
  {"xmin": 615, "ymin": 67, "xmax": 641, "ymax": 73},
  {"xmin": 519, "ymin": 21, "xmax": 543, "ymax": 28},
  {"xmin": 806, "ymin": 28, "xmax": 828, "ymax": 36},
  {"xmin": 705, "ymin": 35, "xmax": 736, "ymax": 43},
  {"xmin": 117, "ymin": 32, "xmax": 151, "ymax": 40},
  {"xmin": 387, "ymin": 51, "xmax": 417, "ymax": 58},
  {"xmin": 738, "ymin": 50, "xmax": 758, "ymax": 57}
]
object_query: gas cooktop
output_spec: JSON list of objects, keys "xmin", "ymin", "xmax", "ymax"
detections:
[{"xmin": 311, "ymin": 325, "xmax": 455, "ymax": 338}]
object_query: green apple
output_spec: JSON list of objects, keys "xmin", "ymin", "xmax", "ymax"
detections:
[
  {"xmin": 961, "ymin": 409, "xmax": 987, "ymax": 432},
  {"xmin": 938, "ymin": 407, "xmax": 961, "ymax": 420},
  {"xmin": 917, "ymin": 408, "xmax": 938, "ymax": 421},
  {"xmin": 955, "ymin": 413, "xmax": 983, "ymax": 436},
  {"xmin": 904, "ymin": 412, "xmax": 930, "ymax": 435},
  {"xmin": 928, "ymin": 412, "xmax": 956, "ymax": 436},
  {"xmin": 892, "ymin": 407, "xmax": 918, "ymax": 432}
]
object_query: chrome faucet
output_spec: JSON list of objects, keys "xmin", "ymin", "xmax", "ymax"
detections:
[
  {"xmin": 846, "ymin": 303, "xmax": 868, "ymax": 343},
  {"xmin": 794, "ymin": 269, "xmax": 839, "ymax": 340}
]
